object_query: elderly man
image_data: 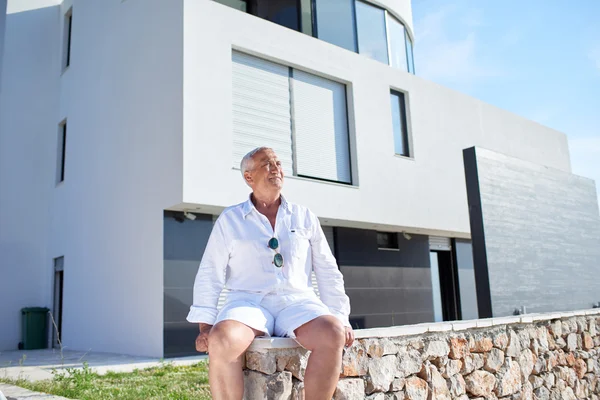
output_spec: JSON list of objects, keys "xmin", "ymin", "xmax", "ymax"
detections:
[{"xmin": 187, "ymin": 147, "xmax": 353, "ymax": 400}]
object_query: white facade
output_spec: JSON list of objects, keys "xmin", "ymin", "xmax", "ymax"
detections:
[
  {"xmin": 181, "ymin": 1, "xmax": 570, "ymax": 238},
  {"xmin": 1, "ymin": 0, "xmax": 183, "ymax": 357},
  {"xmin": 0, "ymin": 0, "xmax": 578, "ymax": 357}
]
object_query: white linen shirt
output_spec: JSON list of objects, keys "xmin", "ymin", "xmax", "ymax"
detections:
[{"xmin": 186, "ymin": 195, "xmax": 351, "ymax": 327}]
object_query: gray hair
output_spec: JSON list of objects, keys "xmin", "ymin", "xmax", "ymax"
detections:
[{"xmin": 240, "ymin": 146, "xmax": 272, "ymax": 177}]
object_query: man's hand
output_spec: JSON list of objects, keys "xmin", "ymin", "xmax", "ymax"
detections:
[
  {"xmin": 344, "ymin": 326, "xmax": 355, "ymax": 347},
  {"xmin": 195, "ymin": 323, "xmax": 213, "ymax": 353}
]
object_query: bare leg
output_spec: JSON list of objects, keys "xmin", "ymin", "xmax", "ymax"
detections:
[
  {"xmin": 294, "ymin": 316, "xmax": 346, "ymax": 400},
  {"xmin": 208, "ymin": 320, "xmax": 263, "ymax": 400}
]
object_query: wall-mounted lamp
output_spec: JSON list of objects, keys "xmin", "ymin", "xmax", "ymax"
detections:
[
  {"xmin": 402, "ymin": 231, "xmax": 412, "ymax": 241},
  {"xmin": 184, "ymin": 212, "xmax": 196, "ymax": 221},
  {"xmin": 513, "ymin": 306, "xmax": 527, "ymax": 315}
]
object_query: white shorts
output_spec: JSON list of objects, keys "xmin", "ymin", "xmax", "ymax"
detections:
[{"xmin": 214, "ymin": 291, "xmax": 333, "ymax": 338}]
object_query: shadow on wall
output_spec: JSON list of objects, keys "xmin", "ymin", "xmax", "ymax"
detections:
[
  {"xmin": 0, "ymin": 242, "xmax": 50, "ymax": 352},
  {"xmin": 0, "ymin": 4, "xmax": 62, "ymax": 351}
]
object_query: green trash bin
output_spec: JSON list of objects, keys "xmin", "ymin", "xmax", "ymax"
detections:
[{"xmin": 20, "ymin": 307, "xmax": 49, "ymax": 350}]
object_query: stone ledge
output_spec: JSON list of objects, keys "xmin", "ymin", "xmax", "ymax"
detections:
[
  {"xmin": 249, "ymin": 337, "xmax": 300, "ymax": 350},
  {"xmin": 248, "ymin": 308, "xmax": 600, "ymax": 351},
  {"xmin": 242, "ymin": 308, "xmax": 600, "ymax": 399}
]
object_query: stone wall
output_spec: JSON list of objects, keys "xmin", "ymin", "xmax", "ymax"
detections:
[{"xmin": 241, "ymin": 309, "xmax": 600, "ymax": 399}]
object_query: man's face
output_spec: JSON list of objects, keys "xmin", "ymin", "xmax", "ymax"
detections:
[{"xmin": 246, "ymin": 149, "xmax": 284, "ymax": 191}]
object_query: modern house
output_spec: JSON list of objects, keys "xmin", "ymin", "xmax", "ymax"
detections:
[{"xmin": 1, "ymin": 0, "xmax": 598, "ymax": 358}]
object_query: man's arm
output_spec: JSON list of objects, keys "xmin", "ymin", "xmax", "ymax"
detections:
[
  {"xmin": 186, "ymin": 217, "xmax": 229, "ymax": 326},
  {"xmin": 309, "ymin": 212, "xmax": 351, "ymax": 328}
]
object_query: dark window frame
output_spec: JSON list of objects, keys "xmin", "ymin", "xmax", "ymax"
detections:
[{"xmin": 390, "ymin": 89, "xmax": 410, "ymax": 157}]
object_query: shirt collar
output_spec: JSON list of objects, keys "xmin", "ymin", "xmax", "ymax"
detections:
[{"xmin": 242, "ymin": 193, "xmax": 290, "ymax": 219}]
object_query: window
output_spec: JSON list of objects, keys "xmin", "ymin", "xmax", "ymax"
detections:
[
  {"xmin": 215, "ymin": 0, "xmax": 313, "ymax": 34},
  {"xmin": 62, "ymin": 8, "xmax": 72, "ymax": 70},
  {"xmin": 253, "ymin": 0, "xmax": 299, "ymax": 31},
  {"xmin": 387, "ymin": 15, "xmax": 407, "ymax": 72},
  {"xmin": 231, "ymin": 51, "xmax": 352, "ymax": 184},
  {"xmin": 300, "ymin": 0, "xmax": 313, "ymax": 36},
  {"xmin": 231, "ymin": 52, "xmax": 294, "ymax": 176},
  {"xmin": 390, "ymin": 91, "xmax": 409, "ymax": 157},
  {"xmin": 406, "ymin": 33, "xmax": 415, "ymax": 74},
  {"xmin": 315, "ymin": 0, "xmax": 357, "ymax": 52},
  {"xmin": 292, "ymin": 70, "xmax": 351, "ymax": 183},
  {"xmin": 355, "ymin": 1, "xmax": 388, "ymax": 64},
  {"xmin": 377, "ymin": 232, "xmax": 398, "ymax": 250},
  {"xmin": 57, "ymin": 121, "xmax": 67, "ymax": 183}
]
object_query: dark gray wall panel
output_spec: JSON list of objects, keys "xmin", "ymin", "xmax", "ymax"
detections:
[
  {"xmin": 336, "ymin": 228, "xmax": 434, "ymax": 329},
  {"xmin": 464, "ymin": 147, "xmax": 600, "ymax": 317},
  {"xmin": 164, "ymin": 213, "xmax": 212, "ymax": 261},
  {"xmin": 164, "ymin": 322, "xmax": 198, "ymax": 358},
  {"xmin": 344, "ymin": 285, "xmax": 433, "ymax": 314},
  {"xmin": 342, "ymin": 264, "xmax": 433, "ymax": 288},
  {"xmin": 163, "ymin": 212, "xmax": 213, "ymax": 357},
  {"xmin": 349, "ymin": 313, "xmax": 433, "ymax": 329},
  {"xmin": 164, "ymin": 288, "xmax": 193, "ymax": 323},
  {"xmin": 164, "ymin": 260, "xmax": 200, "ymax": 289},
  {"xmin": 336, "ymin": 228, "xmax": 430, "ymax": 267}
]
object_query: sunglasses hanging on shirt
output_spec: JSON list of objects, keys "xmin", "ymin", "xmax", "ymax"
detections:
[{"xmin": 268, "ymin": 237, "xmax": 284, "ymax": 268}]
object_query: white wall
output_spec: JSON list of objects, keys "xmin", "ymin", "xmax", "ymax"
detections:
[
  {"xmin": 53, "ymin": 0, "xmax": 183, "ymax": 357},
  {"xmin": 0, "ymin": 0, "xmax": 60, "ymax": 352},
  {"xmin": 182, "ymin": 1, "xmax": 570, "ymax": 239},
  {"xmin": 0, "ymin": 0, "xmax": 184, "ymax": 357}
]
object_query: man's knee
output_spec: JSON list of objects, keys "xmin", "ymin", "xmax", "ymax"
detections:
[
  {"xmin": 208, "ymin": 320, "xmax": 256, "ymax": 355},
  {"xmin": 323, "ymin": 318, "xmax": 346, "ymax": 349},
  {"xmin": 297, "ymin": 316, "xmax": 345, "ymax": 351}
]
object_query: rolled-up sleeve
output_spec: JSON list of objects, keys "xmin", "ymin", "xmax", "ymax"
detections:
[
  {"xmin": 186, "ymin": 217, "xmax": 229, "ymax": 325},
  {"xmin": 310, "ymin": 213, "xmax": 351, "ymax": 327}
]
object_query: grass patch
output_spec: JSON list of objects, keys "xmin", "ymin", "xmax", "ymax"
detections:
[{"xmin": 0, "ymin": 361, "xmax": 212, "ymax": 400}]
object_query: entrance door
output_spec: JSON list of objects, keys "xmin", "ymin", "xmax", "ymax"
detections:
[
  {"xmin": 52, "ymin": 257, "xmax": 64, "ymax": 348},
  {"xmin": 430, "ymin": 250, "xmax": 461, "ymax": 321}
]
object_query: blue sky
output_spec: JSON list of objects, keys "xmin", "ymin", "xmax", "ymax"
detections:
[{"xmin": 411, "ymin": 0, "xmax": 600, "ymax": 209}]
